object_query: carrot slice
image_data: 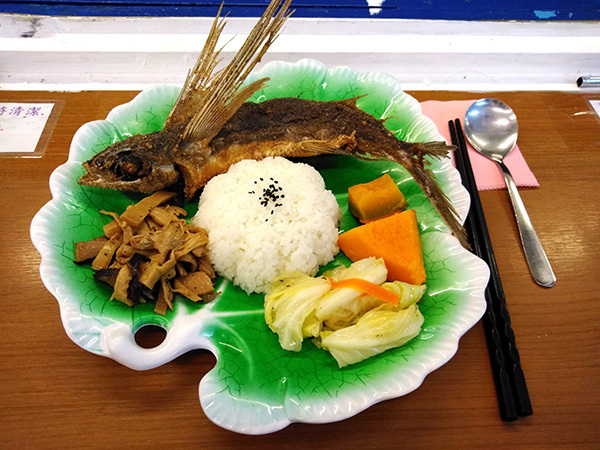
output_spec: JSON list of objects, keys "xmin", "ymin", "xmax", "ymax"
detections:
[{"xmin": 329, "ymin": 277, "xmax": 400, "ymax": 305}]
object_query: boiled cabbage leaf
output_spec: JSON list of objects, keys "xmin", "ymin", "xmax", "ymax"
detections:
[
  {"xmin": 366, "ymin": 281, "xmax": 426, "ymax": 310},
  {"xmin": 265, "ymin": 257, "xmax": 427, "ymax": 366},
  {"xmin": 320, "ymin": 304, "xmax": 424, "ymax": 367},
  {"xmin": 316, "ymin": 257, "xmax": 387, "ymax": 326},
  {"xmin": 264, "ymin": 271, "xmax": 330, "ymax": 351}
]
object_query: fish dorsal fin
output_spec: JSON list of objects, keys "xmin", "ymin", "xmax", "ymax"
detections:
[
  {"xmin": 336, "ymin": 95, "xmax": 367, "ymax": 107},
  {"xmin": 175, "ymin": 0, "xmax": 293, "ymax": 143},
  {"xmin": 165, "ymin": 3, "xmax": 227, "ymax": 127}
]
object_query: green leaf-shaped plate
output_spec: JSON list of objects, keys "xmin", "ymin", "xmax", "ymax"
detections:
[{"xmin": 31, "ymin": 59, "xmax": 488, "ymax": 435}]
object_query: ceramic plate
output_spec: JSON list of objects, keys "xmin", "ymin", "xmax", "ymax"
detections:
[{"xmin": 31, "ymin": 59, "xmax": 488, "ymax": 435}]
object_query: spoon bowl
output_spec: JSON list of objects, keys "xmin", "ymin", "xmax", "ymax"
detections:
[
  {"xmin": 464, "ymin": 98, "xmax": 555, "ymax": 288},
  {"xmin": 464, "ymin": 98, "xmax": 519, "ymax": 161}
]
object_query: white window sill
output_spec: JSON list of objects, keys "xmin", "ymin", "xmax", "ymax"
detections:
[{"xmin": 1, "ymin": 14, "xmax": 599, "ymax": 92}]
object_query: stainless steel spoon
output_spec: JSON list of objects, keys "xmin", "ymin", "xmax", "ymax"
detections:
[{"xmin": 464, "ymin": 98, "xmax": 556, "ymax": 287}]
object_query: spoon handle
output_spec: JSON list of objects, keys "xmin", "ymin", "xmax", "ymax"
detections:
[{"xmin": 498, "ymin": 161, "xmax": 556, "ymax": 287}]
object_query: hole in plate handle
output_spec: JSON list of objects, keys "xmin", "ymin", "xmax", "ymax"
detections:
[{"xmin": 134, "ymin": 324, "xmax": 167, "ymax": 349}]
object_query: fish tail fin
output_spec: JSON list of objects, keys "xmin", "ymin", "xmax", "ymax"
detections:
[
  {"xmin": 354, "ymin": 140, "xmax": 469, "ymax": 248},
  {"xmin": 290, "ymin": 132, "xmax": 468, "ymax": 247},
  {"xmin": 178, "ymin": 0, "xmax": 293, "ymax": 143},
  {"xmin": 405, "ymin": 148, "xmax": 469, "ymax": 248}
]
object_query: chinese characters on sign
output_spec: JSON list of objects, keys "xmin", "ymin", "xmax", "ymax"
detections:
[
  {"xmin": 0, "ymin": 102, "xmax": 55, "ymax": 154},
  {"xmin": 0, "ymin": 105, "xmax": 45, "ymax": 117}
]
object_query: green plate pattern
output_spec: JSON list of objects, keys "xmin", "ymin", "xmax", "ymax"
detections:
[{"xmin": 31, "ymin": 59, "xmax": 487, "ymax": 435}]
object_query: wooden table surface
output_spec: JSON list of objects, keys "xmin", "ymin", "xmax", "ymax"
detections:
[{"xmin": 1, "ymin": 89, "xmax": 599, "ymax": 448}]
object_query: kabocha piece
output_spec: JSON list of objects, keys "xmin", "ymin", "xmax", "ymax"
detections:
[
  {"xmin": 74, "ymin": 191, "xmax": 216, "ymax": 314},
  {"xmin": 338, "ymin": 209, "xmax": 426, "ymax": 285},
  {"xmin": 348, "ymin": 173, "xmax": 408, "ymax": 223},
  {"xmin": 77, "ymin": 0, "xmax": 468, "ymax": 248}
]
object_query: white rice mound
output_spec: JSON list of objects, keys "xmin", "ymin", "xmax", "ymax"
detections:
[{"xmin": 191, "ymin": 157, "xmax": 341, "ymax": 294}]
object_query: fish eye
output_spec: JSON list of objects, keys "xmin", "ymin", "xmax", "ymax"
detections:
[{"xmin": 112, "ymin": 152, "xmax": 149, "ymax": 181}]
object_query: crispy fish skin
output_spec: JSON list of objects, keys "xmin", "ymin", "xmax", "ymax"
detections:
[
  {"xmin": 212, "ymin": 97, "xmax": 433, "ymax": 163},
  {"xmin": 174, "ymin": 97, "xmax": 443, "ymax": 196}
]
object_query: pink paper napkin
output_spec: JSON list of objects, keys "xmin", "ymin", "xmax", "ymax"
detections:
[{"xmin": 420, "ymin": 100, "xmax": 539, "ymax": 191}]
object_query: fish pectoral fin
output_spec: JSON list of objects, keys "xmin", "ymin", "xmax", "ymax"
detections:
[{"xmin": 296, "ymin": 133, "xmax": 358, "ymax": 155}]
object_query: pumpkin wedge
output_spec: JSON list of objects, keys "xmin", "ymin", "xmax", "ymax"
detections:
[
  {"xmin": 348, "ymin": 173, "xmax": 408, "ymax": 223},
  {"xmin": 338, "ymin": 209, "xmax": 426, "ymax": 285}
]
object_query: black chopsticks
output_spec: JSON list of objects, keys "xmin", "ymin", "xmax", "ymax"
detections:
[{"xmin": 449, "ymin": 119, "xmax": 532, "ymax": 421}]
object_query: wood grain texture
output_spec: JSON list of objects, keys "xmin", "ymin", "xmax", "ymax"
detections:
[{"xmin": 1, "ymin": 90, "xmax": 598, "ymax": 448}]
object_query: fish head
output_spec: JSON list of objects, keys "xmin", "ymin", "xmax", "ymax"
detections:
[{"xmin": 78, "ymin": 131, "xmax": 180, "ymax": 193}]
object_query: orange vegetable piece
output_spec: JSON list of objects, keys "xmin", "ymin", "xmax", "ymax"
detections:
[
  {"xmin": 328, "ymin": 277, "xmax": 400, "ymax": 305},
  {"xmin": 348, "ymin": 173, "xmax": 408, "ymax": 223},
  {"xmin": 337, "ymin": 209, "xmax": 426, "ymax": 285}
]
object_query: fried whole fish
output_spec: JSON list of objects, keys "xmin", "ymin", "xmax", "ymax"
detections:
[{"xmin": 78, "ymin": 0, "xmax": 468, "ymax": 247}]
